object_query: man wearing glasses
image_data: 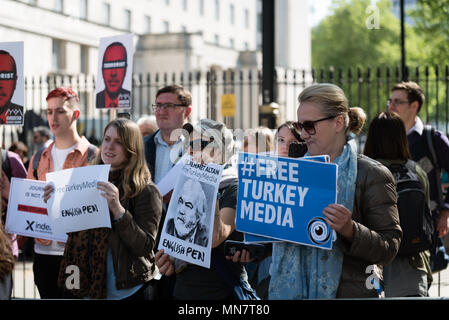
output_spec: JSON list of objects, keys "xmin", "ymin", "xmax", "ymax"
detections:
[
  {"xmin": 143, "ymin": 84, "xmax": 192, "ymax": 299},
  {"xmin": 0, "ymin": 50, "xmax": 23, "ymax": 125},
  {"xmin": 388, "ymin": 81, "xmax": 449, "ymax": 272}
]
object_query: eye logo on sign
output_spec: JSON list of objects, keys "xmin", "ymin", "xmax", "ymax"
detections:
[{"xmin": 307, "ymin": 217, "xmax": 331, "ymax": 245}]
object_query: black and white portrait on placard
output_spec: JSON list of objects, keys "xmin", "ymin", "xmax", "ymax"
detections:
[{"xmin": 158, "ymin": 156, "xmax": 223, "ymax": 269}]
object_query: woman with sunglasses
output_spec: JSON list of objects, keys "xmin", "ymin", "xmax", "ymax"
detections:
[{"xmin": 269, "ymin": 83, "xmax": 402, "ymax": 299}]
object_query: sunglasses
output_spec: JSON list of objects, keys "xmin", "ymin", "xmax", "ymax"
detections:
[{"xmin": 294, "ymin": 115, "xmax": 337, "ymax": 135}]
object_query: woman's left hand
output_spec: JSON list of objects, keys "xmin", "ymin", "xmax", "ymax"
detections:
[
  {"xmin": 323, "ymin": 203, "xmax": 354, "ymax": 241},
  {"xmin": 97, "ymin": 181, "xmax": 125, "ymax": 220}
]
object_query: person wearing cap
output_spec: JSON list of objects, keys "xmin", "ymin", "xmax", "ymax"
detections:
[
  {"xmin": 156, "ymin": 119, "xmax": 258, "ymax": 300},
  {"xmin": 143, "ymin": 84, "xmax": 192, "ymax": 299}
]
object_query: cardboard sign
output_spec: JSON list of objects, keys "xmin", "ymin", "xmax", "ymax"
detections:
[
  {"xmin": 236, "ymin": 152, "xmax": 337, "ymax": 250},
  {"xmin": 5, "ymin": 178, "xmax": 67, "ymax": 241},
  {"xmin": 95, "ymin": 34, "xmax": 133, "ymax": 109},
  {"xmin": 46, "ymin": 165, "xmax": 111, "ymax": 234},
  {"xmin": 158, "ymin": 156, "xmax": 223, "ymax": 269},
  {"xmin": 0, "ymin": 41, "xmax": 24, "ymax": 125}
]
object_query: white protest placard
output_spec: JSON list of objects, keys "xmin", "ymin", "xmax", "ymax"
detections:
[
  {"xmin": 46, "ymin": 165, "xmax": 111, "ymax": 234},
  {"xmin": 95, "ymin": 33, "xmax": 133, "ymax": 109},
  {"xmin": 158, "ymin": 156, "xmax": 223, "ymax": 269},
  {"xmin": 5, "ymin": 178, "xmax": 67, "ymax": 241},
  {"xmin": 0, "ymin": 41, "xmax": 24, "ymax": 125}
]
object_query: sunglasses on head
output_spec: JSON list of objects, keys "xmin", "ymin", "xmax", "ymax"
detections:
[{"xmin": 294, "ymin": 115, "xmax": 337, "ymax": 135}]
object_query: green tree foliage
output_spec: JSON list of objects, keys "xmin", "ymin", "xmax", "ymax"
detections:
[
  {"xmin": 409, "ymin": 0, "xmax": 449, "ymax": 66},
  {"xmin": 312, "ymin": 0, "xmax": 425, "ymax": 69}
]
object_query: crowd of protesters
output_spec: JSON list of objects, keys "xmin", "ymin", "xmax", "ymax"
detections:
[{"xmin": 1, "ymin": 80, "xmax": 449, "ymax": 300}]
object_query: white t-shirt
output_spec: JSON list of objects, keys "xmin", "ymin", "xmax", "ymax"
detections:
[{"xmin": 34, "ymin": 143, "xmax": 77, "ymax": 256}]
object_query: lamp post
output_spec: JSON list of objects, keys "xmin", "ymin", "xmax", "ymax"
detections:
[{"xmin": 400, "ymin": 0, "xmax": 407, "ymax": 81}]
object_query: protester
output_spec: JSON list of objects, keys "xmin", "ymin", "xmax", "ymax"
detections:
[
  {"xmin": 275, "ymin": 121, "xmax": 304, "ymax": 157},
  {"xmin": 137, "ymin": 115, "xmax": 158, "ymax": 137},
  {"xmin": 243, "ymin": 126, "xmax": 274, "ymax": 154},
  {"xmin": 53, "ymin": 118, "xmax": 162, "ymax": 300},
  {"xmin": 388, "ymin": 81, "xmax": 449, "ymax": 272},
  {"xmin": 268, "ymin": 83, "xmax": 402, "ymax": 299},
  {"xmin": 1, "ymin": 148, "xmax": 28, "ymax": 259},
  {"xmin": 156, "ymin": 119, "xmax": 258, "ymax": 300},
  {"xmin": 33, "ymin": 125, "xmax": 53, "ymax": 153},
  {"xmin": 27, "ymin": 87, "xmax": 97, "ymax": 299},
  {"xmin": 0, "ymin": 222, "xmax": 14, "ymax": 300},
  {"xmin": 8, "ymin": 141, "xmax": 29, "ymax": 169},
  {"xmin": 144, "ymin": 84, "xmax": 192, "ymax": 299},
  {"xmin": 364, "ymin": 111, "xmax": 432, "ymax": 297}
]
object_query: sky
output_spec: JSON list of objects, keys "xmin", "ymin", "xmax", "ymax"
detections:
[{"xmin": 309, "ymin": 0, "xmax": 334, "ymax": 27}]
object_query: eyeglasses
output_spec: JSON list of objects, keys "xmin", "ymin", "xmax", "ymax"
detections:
[
  {"xmin": 189, "ymin": 139, "xmax": 215, "ymax": 150},
  {"xmin": 294, "ymin": 115, "xmax": 337, "ymax": 136},
  {"xmin": 152, "ymin": 103, "xmax": 186, "ymax": 111},
  {"xmin": 387, "ymin": 98, "xmax": 409, "ymax": 107}
]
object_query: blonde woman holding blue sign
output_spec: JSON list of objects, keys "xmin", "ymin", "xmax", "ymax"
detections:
[{"xmin": 269, "ymin": 83, "xmax": 402, "ymax": 299}]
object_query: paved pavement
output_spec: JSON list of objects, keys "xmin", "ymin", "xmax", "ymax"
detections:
[{"xmin": 11, "ymin": 257, "xmax": 449, "ymax": 299}]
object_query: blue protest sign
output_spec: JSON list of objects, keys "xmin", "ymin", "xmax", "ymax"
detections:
[{"xmin": 236, "ymin": 152, "xmax": 337, "ymax": 249}]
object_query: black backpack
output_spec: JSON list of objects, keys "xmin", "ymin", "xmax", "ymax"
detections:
[
  {"xmin": 387, "ymin": 160, "xmax": 434, "ymax": 256},
  {"xmin": 1, "ymin": 149, "xmax": 12, "ymax": 181}
]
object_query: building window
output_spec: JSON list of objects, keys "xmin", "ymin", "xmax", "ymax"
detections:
[
  {"xmin": 124, "ymin": 9, "xmax": 132, "ymax": 31},
  {"xmin": 80, "ymin": 45, "xmax": 89, "ymax": 74},
  {"xmin": 102, "ymin": 2, "xmax": 110, "ymax": 25},
  {"xmin": 165, "ymin": 0, "xmax": 170, "ymax": 5},
  {"xmin": 229, "ymin": 38, "xmax": 234, "ymax": 49},
  {"xmin": 230, "ymin": 4, "xmax": 234, "ymax": 25},
  {"xmin": 181, "ymin": 25, "xmax": 187, "ymax": 33},
  {"xmin": 215, "ymin": 0, "xmax": 219, "ymax": 20},
  {"xmin": 52, "ymin": 39, "xmax": 65, "ymax": 71},
  {"xmin": 199, "ymin": 0, "xmax": 204, "ymax": 16},
  {"xmin": 29, "ymin": 0, "xmax": 37, "ymax": 5},
  {"xmin": 163, "ymin": 20, "xmax": 170, "ymax": 33},
  {"xmin": 80, "ymin": 0, "xmax": 88, "ymax": 20},
  {"xmin": 244, "ymin": 8, "xmax": 249, "ymax": 29},
  {"xmin": 214, "ymin": 34, "xmax": 219, "ymax": 46},
  {"xmin": 244, "ymin": 41, "xmax": 249, "ymax": 50},
  {"xmin": 182, "ymin": 0, "xmax": 188, "ymax": 11},
  {"xmin": 54, "ymin": 0, "xmax": 63, "ymax": 12},
  {"xmin": 144, "ymin": 15, "xmax": 151, "ymax": 33}
]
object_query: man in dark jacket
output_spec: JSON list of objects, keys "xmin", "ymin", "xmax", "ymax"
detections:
[
  {"xmin": 144, "ymin": 84, "xmax": 192, "ymax": 299},
  {"xmin": 389, "ymin": 81, "xmax": 449, "ymax": 272}
]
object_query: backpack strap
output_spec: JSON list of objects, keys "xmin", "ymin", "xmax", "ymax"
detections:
[
  {"xmin": 32, "ymin": 148, "xmax": 45, "ymax": 180},
  {"xmin": 87, "ymin": 144, "xmax": 97, "ymax": 163},
  {"xmin": 424, "ymin": 125, "xmax": 444, "ymax": 210}
]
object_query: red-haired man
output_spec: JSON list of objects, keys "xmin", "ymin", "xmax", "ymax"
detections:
[{"xmin": 27, "ymin": 87, "xmax": 97, "ymax": 299}]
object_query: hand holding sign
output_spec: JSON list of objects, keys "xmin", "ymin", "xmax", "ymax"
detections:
[
  {"xmin": 97, "ymin": 181, "xmax": 125, "ymax": 220},
  {"xmin": 323, "ymin": 203, "xmax": 354, "ymax": 241}
]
